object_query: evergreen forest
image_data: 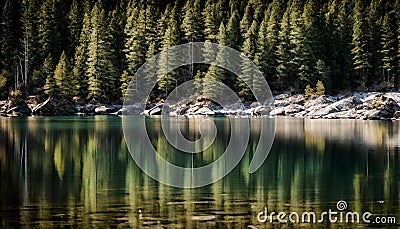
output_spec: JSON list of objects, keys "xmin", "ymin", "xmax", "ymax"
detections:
[{"xmin": 0, "ymin": 0, "xmax": 399, "ymax": 103}]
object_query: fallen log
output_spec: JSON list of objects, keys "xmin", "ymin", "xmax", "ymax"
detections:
[{"xmin": 31, "ymin": 97, "xmax": 51, "ymax": 113}]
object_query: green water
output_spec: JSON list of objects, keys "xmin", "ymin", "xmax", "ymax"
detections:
[{"xmin": 0, "ymin": 116, "xmax": 399, "ymax": 228}]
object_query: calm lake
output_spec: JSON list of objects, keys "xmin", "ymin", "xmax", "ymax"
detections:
[{"xmin": 0, "ymin": 117, "xmax": 399, "ymax": 228}]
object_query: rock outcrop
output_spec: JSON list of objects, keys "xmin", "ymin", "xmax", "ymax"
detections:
[
  {"xmin": 2, "ymin": 92, "xmax": 400, "ymax": 120},
  {"xmin": 272, "ymin": 92, "xmax": 400, "ymax": 120}
]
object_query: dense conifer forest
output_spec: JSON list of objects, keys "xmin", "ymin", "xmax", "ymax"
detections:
[{"xmin": 0, "ymin": 0, "xmax": 399, "ymax": 103}]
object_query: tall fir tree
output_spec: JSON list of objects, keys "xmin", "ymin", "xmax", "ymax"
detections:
[
  {"xmin": 352, "ymin": 0, "xmax": 371, "ymax": 87},
  {"xmin": 276, "ymin": 7, "xmax": 291, "ymax": 90},
  {"xmin": 38, "ymin": 0, "xmax": 58, "ymax": 65},
  {"xmin": 24, "ymin": 0, "xmax": 44, "ymax": 89},
  {"xmin": 86, "ymin": 2, "xmax": 118, "ymax": 102},
  {"xmin": 157, "ymin": 4, "xmax": 181, "ymax": 97},
  {"xmin": 67, "ymin": 0, "xmax": 83, "ymax": 57},
  {"xmin": 226, "ymin": 10, "xmax": 240, "ymax": 50},
  {"xmin": 72, "ymin": 5, "xmax": 92, "ymax": 99},
  {"xmin": 239, "ymin": 0, "xmax": 255, "ymax": 42},
  {"xmin": 54, "ymin": 51, "xmax": 74, "ymax": 97},
  {"xmin": 1, "ymin": 0, "xmax": 22, "ymax": 81},
  {"xmin": 108, "ymin": 2, "xmax": 127, "ymax": 99},
  {"xmin": 380, "ymin": 11, "xmax": 397, "ymax": 86},
  {"xmin": 224, "ymin": 9, "xmax": 241, "ymax": 89},
  {"xmin": 204, "ymin": 22, "xmax": 228, "ymax": 98},
  {"xmin": 329, "ymin": 0, "xmax": 354, "ymax": 90},
  {"xmin": 144, "ymin": 0, "xmax": 160, "ymax": 59},
  {"xmin": 121, "ymin": 3, "xmax": 146, "ymax": 96},
  {"xmin": 367, "ymin": 0, "xmax": 384, "ymax": 84},
  {"xmin": 302, "ymin": 0, "xmax": 326, "ymax": 63},
  {"xmin": 239, "ymin": 20, "xmax": 259, "ymax": 100},
  {"xmin": 203, "ymin": 0, "xmax": 220, "ymax": 43},
  {"xmin": 254, "ymin": 10, "xmax": 274, "ymax": 83},
  {"xmin": 43, "ymin": 55, "xmax": 56, "ymax": 95},
  {"xmin": 289, "ymin": 0, "xmax": 314, "ymax": 87},
  {"xmin": 181, "ymin": 0, "xmax": 203, "ymax": 43}
]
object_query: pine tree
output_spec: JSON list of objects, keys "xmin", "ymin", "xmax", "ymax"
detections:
[
  {"xmin": 367, "ymin": 0, "xmax": 384, "ymax": 84},
  {"xmin": 266, "ymin": 0, "xmax": 281, "ymax": 53},
  {"xmin": 1, "ymin": 0, "xmax": 21, "ymax": 76},
  {"xmin": 239, "ymin": 20, "xmax": 258, "ymax": 100},
  {"xmin": 0, "ymin": 71, "xmax": 7, "ymax": 90},
  {"xmin": 352, "ymin": 0, "xmax": 371, "ymax": 87},
  {"xmin": 254, "ymin": 11, "xmax": 272, "ymax": 81},
  {"xmin": 203, "ymin": 0, "xmax": 220, "ymax": 43},
  {"xmin": 302, "ymin": 0, "xmax": 325, "ymax": 63},
  {"xmin": 157, "ymin": 4, "xmax": 181, "ymax": 97},
  {"xmin": 108, "ymin": 3, "xmax": 126, "ymax": 99},
  {"xmin": 43, "ymin": 55, "xmax": 56, "ymax": 95},
  {"xmin": 240, "ymin": 0, "xmax": 255, "ymax": 40},
  {"xmin": 204, "ymin": 22, "xmax": 228, "ymax": 98},
  {"xmin": 22, "ymin": 0, "xmax": 42, "ymax": 88},
  {"xmin": 86, "ymin": 2, "xmax": 118, "ymax": 102},
  {"xmin": 379, "ymin": 12, "xmax": 397, "ymax": 86},
  {"xmin": 315, "ymin": 80, "xmax": 325, "ymax": 96},
  {"xmin": 54, "ymin": 51, "xmax": 73, "ymax": 97},
  {"xmin": 289, "ymin": 1, "xmax": 314, "ymax": 87},
  {"xmin": 325, "ymin": 0, "xmax": 353, "ymax": 90},
  {"xmin": 156, "ymin": 4, "xmax": 170, "ymax": 43},
  {"xmin": 72, "ymin": 7, "xmax": 91, "ymax": 99},
  {"xmin": 121, "ymin": 4, "xmax": 146, "ymax": 96},
  {"xmin": 38, "ymin": 0, "xmax": 57, "ymax": 65},
  {"xmin": 86, "ymin": 3, "xmax": 103, "ymax": 102},
  {"xmin": 144, "ymin": 0, "xmax": 161, "ymax": 58},
  {"xmin": 228, "ymin": 0, "xmax": 238, "ymax": 16},
  {"xmin": 225, "ymin": 10, "xmax": 241, "ymax": 89},
  {"xmin": 194, "ymin": 70, "xmax": 205, "ymax": 96},
  {"xmin": 226, "ymin": 10, "xmax": 240, "ymax": 50},
  {"xmin": 276, "ymin": 8, "xmax": 291, "ymax": 90},
  {"xmin": 315, "ymin": 59, "xmax": 331, "ymax": 92},
  {"xmin": 67, "ymin": 0, "xmax": 83, "ymax": 57},
  {"xmin": 181, "ymin": 0, "xmax": 203, "ymax": 43},
  {"xmin": 304, "ymin": 84, "xmax": 314, "ymax": 101},
  {"xmin": 260, "ymin": 1, "xmax": 281, "ymax": 88}
]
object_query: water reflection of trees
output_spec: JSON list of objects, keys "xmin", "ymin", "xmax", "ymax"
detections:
[{"xmin": 0, "ymin": 117, "xmax": 399, "ymax": 227}]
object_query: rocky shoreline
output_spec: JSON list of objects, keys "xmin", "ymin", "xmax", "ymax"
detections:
[
  {"xmin": 272, "ymin": 92, "xmax": 400, "ymax": 120},
  {"xmin": 1, "ymin": 92, "xmax": 400, "ymax": 120}
]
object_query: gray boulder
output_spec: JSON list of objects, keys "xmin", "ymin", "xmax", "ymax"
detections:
[
  {"xmin": 329, "ymin": 96, "xmax": 362, "ymax": 111},
  {"xmin": 95, "ymin": 105, "xmax": 119, "ymax": 114},
  {"xmin": 361, "ymin": 109, "xmax": 393, "ymax": 120},
  {"xmin": 83, "ymin": 104, "xmax": 97, "ymax": 113},
  {"xmin": 147, "ymin": 103, "xmax": 164, "ymax": 115},
  {"xmin": 250, "ymin": 102, "xmax": 261, "ymax": 108},
  {"xmin": 194, "ymin": 107, "xmax": 215, "ymax": 116},
  {"xmin": 120, "ymin": 104, "xmax": 143, "ymax": 115},
  {"xmin": 284, "ymin": 104, "xmax": 304, "ymax": 115},
  {"xmin": 270, "ymin": 107, "xmax": 285, "ymax": 116},
  {"xmin": 308, "ymin": 96, "xmax": 362, "ymax": 118},
  {"xmin": 304, "ymin": 96, "xmax": 331, "ymax": 109},
  {"xmin": 324, "ymin": 109, "xmax": 358, "ymax": 119},
  {"xmin": 253, "ymin": 105, "xmax": 271, "ymax": 116},
  {"xmin": 393, "ymin": 111, "xmax": 400, "ymax": 119}
]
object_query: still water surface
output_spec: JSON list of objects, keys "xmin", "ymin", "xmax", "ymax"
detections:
[{"xmin": 0, "ymin": 117, "xmax": 399, "ymax": 228}]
